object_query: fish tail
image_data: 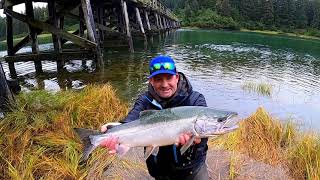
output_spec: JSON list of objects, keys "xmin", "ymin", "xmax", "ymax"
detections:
[{"xmin": 74, "ymin": 128, "xmax": 101, "ymax": 161}]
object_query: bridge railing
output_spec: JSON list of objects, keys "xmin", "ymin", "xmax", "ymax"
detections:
[{"xmin": 138, "ymin": 0, "xmax": 178, "ymax": 20}]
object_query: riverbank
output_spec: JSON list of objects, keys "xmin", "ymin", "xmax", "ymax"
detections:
[
  {"xmin": 1, "ymin": 28, "xmax": 320, "ymax": 52},
  {"xmin": 180, "ymin": 26, "xmax": 320, "ymax": 41},
  {"xmin": 0, "ymin": 33, "xmax": 52, "ymax": 52},
  {"xmin": 0, "ymin": 85, "xmax": 319, "ymax": 179},
  {"xmin": 241, "ymin": 29, "xmax": 320, "ymax": 41}
]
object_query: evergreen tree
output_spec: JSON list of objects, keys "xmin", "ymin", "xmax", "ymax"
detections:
[
  {"xmin": 216, "ymin": 0, "xmax": 232, "ymax": 17},
  {"xmin": 260, "ymin": 0, "xmax": 274, "ymax": 27},
  {"xmin": 294, "ymin": 0, "xmax": 308, "ymax": 28}
]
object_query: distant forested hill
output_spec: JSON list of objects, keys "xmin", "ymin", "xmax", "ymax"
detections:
[{"xmin": 164, "ymin": 0, "xmax": 320, "ymax": 36}]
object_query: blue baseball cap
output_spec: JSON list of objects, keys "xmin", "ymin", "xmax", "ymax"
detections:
[{"xmin": 148, "ymin": 55, "xmax": 177, "ymax": 79}]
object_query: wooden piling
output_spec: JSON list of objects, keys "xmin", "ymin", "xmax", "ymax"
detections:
[
  {"xmin": 159, "ymin": 14, "xmax": 163, "ymax": 30},
  {"xmin": 98, "ymin": 7, "xmax": 105, "ymax": 42},
  {"xmin": 81, "ymin": 0, "xmax": 103, "ymax": 65},
  {"xmin": 79, "ymin": 6, "xmax": 85, "ymax": 38},
  {"xmin": 163, "ymin": 16, "xmax": 167, "ymax": 30},
  {"xmin": 48, "ymin": 0, "xmax": 64, "ymax": 71},
  {"xmin": 121, "ymin": 0, "xmax": 134, "ymax": 53},
  {"xmin": 135, "ymin": 7, "xmax": 145, "ymax": 35},
  {"xmin": 26, "ymin": 0, "xmax": 43, "ymax": 74},
  {"xmin": 154, "ymin": 12, "xmax": 160, "ymax": 29},
  {"xmin": 5, "ymin": 6, "xmax": 16, "ymax": 78},
  {"xmin": 144, "ymin": 10, "xmax": 151, "ymax": 31}
]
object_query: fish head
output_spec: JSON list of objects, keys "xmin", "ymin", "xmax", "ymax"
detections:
[{"xmin": 194, "ymin": 109, "xmax": 239, "ymax": 137}]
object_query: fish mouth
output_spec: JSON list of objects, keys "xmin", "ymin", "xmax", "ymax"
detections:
[
  {"xmin": 214, "ymin": 113, "xmax": 240, "ymax": 135},
  {"xmin": 222, "ymin": 113, "xmax": 239, "ymax": 126}
]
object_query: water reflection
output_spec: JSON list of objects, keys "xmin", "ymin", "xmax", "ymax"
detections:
[{"xmin": 0, "ymin": 29, "xmax": 319, "ymax": 130}]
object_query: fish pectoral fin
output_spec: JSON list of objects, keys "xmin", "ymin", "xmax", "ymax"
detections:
[
  {"xmin": 152, "ymin": 146, "xmax": 159, "ymax": 156},
  {"xmin": 180, "ymin": 135, "xmax": 195, "ymax": 155},
  {"xmin": 116, "ymin": 144, "xmax": 130, "ymax": 157},
  {"xmin": 144, "ymin": 146, "xmax": 159, "ymax": 160}
]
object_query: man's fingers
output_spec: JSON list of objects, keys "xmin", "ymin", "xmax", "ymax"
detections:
[
  {"xmin": 194, "ymin": 137, "xmax": 201, "ymax": 144},
  {"xmin": 179, "ymin": 135, "xmax": 186, "ymax": 145},
  {"xmin": 101, "ymin": 125, "xmax": 108, "ymax": 132},
  {"xmin": 100, "ymin": 138, "xmax": 111, "ymax": 147},
  {"xmin": 109, "ymin": 137, "xmax": 118, "ymax": 150},
  {"xmin": 101, "ymin": 122, "xmax": 122, "ymax": 133},
  {"xmin": 184, "ymin": 134, "xmax": 190, "ymax": 143},
  {"xmin": 100, "ymin": 136, "xmax": 119, "ymax": 155}
]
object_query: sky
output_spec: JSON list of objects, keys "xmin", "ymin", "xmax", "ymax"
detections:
[{"xmin": 0, "ymin": 2, "xmax": 47, "ymax": 17}]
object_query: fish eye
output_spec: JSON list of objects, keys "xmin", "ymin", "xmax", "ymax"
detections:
[{"xmin": 218, "ymin": 117, "xmax": 227, "ymax": 122}]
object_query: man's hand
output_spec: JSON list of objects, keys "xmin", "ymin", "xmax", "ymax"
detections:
[
  {"xmin": 177, "ymin": 133, "xmax": 201, "ymax": 146},
  {"xmin": 100, "ymin": 122, "xmax": 121, "ymax": 154}
]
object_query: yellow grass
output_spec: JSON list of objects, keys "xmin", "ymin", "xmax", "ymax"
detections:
[
  {"xmin": 0, "ymin": 84, "xmax": 130, "ymax": 179},
  {"xmin": 211, "ymin": 107, "xmax": 320, "ymax": 179}
]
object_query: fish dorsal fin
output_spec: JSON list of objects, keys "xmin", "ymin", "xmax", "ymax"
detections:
[{"xmin": 139, "ymin": 110, "xmax": 158, "ymax": 118}]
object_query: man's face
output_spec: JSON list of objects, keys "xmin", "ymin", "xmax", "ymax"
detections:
[{"xmin": 149, "ymin": 73, "xmax": 179, "ymax": 98}]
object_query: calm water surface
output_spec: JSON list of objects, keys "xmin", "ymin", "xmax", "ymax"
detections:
[{"xmin": 1, "ymin": 29, "xmax": 320, "ymax": 129}]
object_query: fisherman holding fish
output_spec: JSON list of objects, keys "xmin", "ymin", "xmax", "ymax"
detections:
[
  {"xmin": 101, "ymin": 55, "xmax": 210, "ymax": 179},
  {"xmin": 75, "ymin": 55, "xmax": 238, "ymax": 179}
]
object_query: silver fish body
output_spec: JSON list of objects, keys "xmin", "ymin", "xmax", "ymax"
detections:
[{"xmin": 74, "ymin": 106, "xmax": 238, "ymax": 160}]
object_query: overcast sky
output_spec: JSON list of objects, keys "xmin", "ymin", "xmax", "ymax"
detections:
[{"xmin": 0, "ymin": 2, "xmax": 46, "ymax": 17}]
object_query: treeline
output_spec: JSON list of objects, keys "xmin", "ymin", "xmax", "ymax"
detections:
[
  {"xmin": 164, "ymin": 0, "xmax": 320, "ymax": 36},
  {"xmin": 0, "ymin": 6, "xmax": 77, "ymax": 41}
]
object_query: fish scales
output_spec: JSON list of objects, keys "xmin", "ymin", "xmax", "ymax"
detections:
[{"xmin": 74, "ymin": 106, "xmax": 240, "ymax": 161}]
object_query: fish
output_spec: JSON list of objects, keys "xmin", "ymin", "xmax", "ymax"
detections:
[{"xmin": 74, "ymin": 106, "xmax": 239, "ymax": 161}]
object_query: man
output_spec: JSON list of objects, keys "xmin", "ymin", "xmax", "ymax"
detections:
[{"xmin": 101, "ymin": 55, "xmax": 209, "ymax": 179}]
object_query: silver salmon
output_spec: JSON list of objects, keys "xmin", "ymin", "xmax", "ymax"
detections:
[{"xmin": 74, "ymin": 106, "xmax": 239, "ymax": 160}]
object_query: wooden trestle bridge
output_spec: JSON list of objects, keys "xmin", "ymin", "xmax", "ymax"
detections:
[{"xmin": 0, "ymin": 0, "xmax": 180, "ymax": 77}]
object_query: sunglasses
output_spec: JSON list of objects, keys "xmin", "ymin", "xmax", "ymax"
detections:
[{"xmin": 150, "ymin": 62, "xmax": 176, "ymax": 73}]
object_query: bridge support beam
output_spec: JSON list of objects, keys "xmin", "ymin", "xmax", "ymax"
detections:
[
  {"xmin": 154, "ymin": 12, "xmax": 160, "ymax": 29},
  {"xmin": 48, "ymin": 0, "xmax": 64, "ymax": 71},
  {"xmin": 79, "ymin": 6, "xmax": 85, "ymax": 38},
  {"xmin": 145, "ymin": 10, "xmax": 151, "ymax": 31},
  {"xmin": 81, "ymin": 0, "xmax": 103, "ymax": 66},
  {"xmin": 6, "ymin": 6, "xmax": 16, "ymax": 78},
  {"xmin": 121, "ymin": 0, "xmax": 134, "ymax": 53},
  {"xmin": 26, "ymin": 0, "xmax": 43, "ymax": 74},
  {"xmin": 97, "ymin": 7, "xmax": 105, "ymax": 42},
  {"xmin": 135, "ymin": 7, "xmax": 145, "ymax": 35},
  {"xmin": 159, "ymin": 14, "xmax": 163, "ymax": 30}
]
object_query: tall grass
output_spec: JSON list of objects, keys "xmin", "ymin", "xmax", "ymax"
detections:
[
  {"xmin": 0, "ymin": 84, "xmax": 131, "ymax": 179},
  {"xmin": 242, "ymin": 82, "xmax": 273, "ymax": 96},
  {"xmin": 211, "ymin": 107, "xmax": 320, "ymax": 179}
]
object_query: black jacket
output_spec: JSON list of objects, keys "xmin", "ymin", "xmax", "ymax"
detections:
[{"xmin": 121, "ymin": 72, "xmax": 208, "ymax": 178}]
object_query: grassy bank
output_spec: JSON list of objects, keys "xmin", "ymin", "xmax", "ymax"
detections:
[
  {"xmin": 210, "ymin": 107, "xmax": 320, "ymax": 179},
  {"xmin": 0, "ymin": 84, "xmax": 129, "ymax": 179},
  {"xmin": 0, "ymin": 85, "xmax": 319, "ymax": 179},
  {"xmin": 241, "ymin": 29, "xmax": 320, "ymax": 41},
  {"xmin": 0, "ymin": 33, "xmax": 53, "ymax": 52}
]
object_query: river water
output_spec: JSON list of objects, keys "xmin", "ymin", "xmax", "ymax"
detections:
[{"xmin": 1, "ymin": 29, "xmax": 320, "ymax": 130}]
